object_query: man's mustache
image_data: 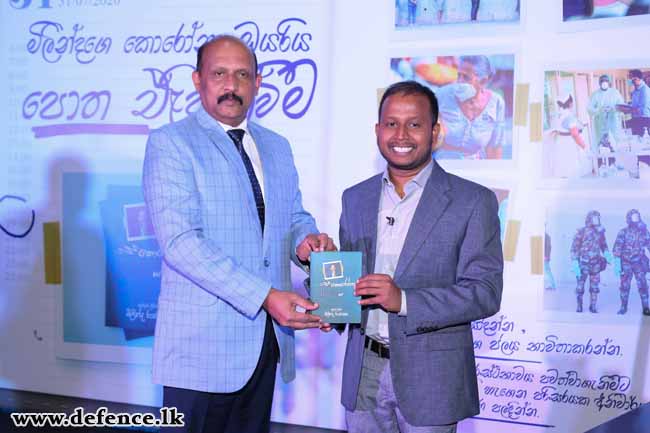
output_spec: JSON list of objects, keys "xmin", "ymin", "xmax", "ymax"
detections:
[{"xmin": 217, "ymin": 92, "xmax": 244, "ymax": 105}]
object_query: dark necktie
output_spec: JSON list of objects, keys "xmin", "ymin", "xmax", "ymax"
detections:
[{"xmin": 227, "ymin": 128, "xmax": 265, "ymax": 232}]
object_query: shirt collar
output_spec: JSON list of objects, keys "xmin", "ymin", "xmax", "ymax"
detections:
[
  {"xmin": 217, "ymin": 118, "xmax": 249, "ymax": 134},
  {"xmin": 381, "ymin": 159, "xmax": 434, "ymax": 193},
  {"xmin": 196, "ymin": 105, "xmax": 249, "ymax": 133}
]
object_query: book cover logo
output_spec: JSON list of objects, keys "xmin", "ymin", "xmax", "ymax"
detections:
[
  {"xmin": 122, "ymin": 203, "xmax": 155, "ymax": 242},
  {"xmin": 322, "ymin": 260, "xmax": 343, "ymax": 280}
]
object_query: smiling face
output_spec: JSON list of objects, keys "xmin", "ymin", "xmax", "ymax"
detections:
[
  {"xmin": 376, "ymin": 92, "xmax": 439, "ymax": 179},
  {"xmin": 192, "ymin": 38, "xmax": 261, "ymax": 126}
]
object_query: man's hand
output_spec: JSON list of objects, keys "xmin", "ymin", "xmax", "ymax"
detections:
[
  {"xmin": 354, "ymin": 274, "xmax": 402, "ymax": 313},
  {"xmin": 263, "ymin": 288, "xmax": 322, "ymax": 329},
  {"xmin": 296, "ymin": 233, "xmax": 337, "ymax": 262}
]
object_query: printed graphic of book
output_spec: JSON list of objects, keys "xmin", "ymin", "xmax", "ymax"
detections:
[
  {"xmin": 310, "ymin": 251, "xmax": 361, "ymax": 324},
  {"xmin": 101, "ymin": 185, "xmax": 161, "ymax": 339}
]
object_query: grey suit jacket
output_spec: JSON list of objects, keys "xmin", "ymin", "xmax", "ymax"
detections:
[{"xmin": 339, "ymin": 161, "xmax": 503, "ymax": 426}]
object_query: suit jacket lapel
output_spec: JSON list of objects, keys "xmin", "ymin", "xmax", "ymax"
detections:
[
  {"xmin": 248, "ymin": 123, "xmax": 274, "ymax": 245},
  {"xmin": 358, "ymin": 175, "xmax": 382, "ymax": 329},
  {"xmin": 394, "ymin": 161, "xmax": 451, "ymax": 281},
  {"xmin": 195, "ymin": 108, "xmax": 243, "ymax": 172},
  {"xmin": 360, "ymin": 175, "xmax": 382, "ymax": 276},
  {"xmin": 194, "ymin": 109, "xmax": 261, "ymax": 238}
]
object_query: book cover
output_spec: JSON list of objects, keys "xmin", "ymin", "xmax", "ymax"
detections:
[
  {"xmin": 310, "ymin": 251, "xmax": 362, "ymax": 324},
  {"xmin": 100, "ymin": 185, "xmax": 161, "ymax": 339}
]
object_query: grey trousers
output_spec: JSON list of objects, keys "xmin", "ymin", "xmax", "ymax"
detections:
[{"xmin": 346, "ymin": 347, "xmax": 458, "ymax": 433}]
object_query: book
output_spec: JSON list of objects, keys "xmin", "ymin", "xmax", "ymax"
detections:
[
  {"xmin": 100, "ymin": 185, "xmax": 161, "ymax": 340},
  {"xmin": 309, "ymin": 251, "xmax": 362, "ymax": 324}
]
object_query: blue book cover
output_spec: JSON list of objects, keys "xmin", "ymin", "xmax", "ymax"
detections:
[
  {"xmin": 310, "ymin": 251, "xmax": 361, "ymax": 324},
  {"xmin": 100, "ymin": 185, "xmax": 161, "ymax": 338}
]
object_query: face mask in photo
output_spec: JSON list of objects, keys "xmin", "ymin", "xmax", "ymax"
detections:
[
  {"xmin": 631, "ymin": 213, "xmax": 640, "ymax": 223},
  {"xmin": 592, "ymin": 216, "xmax": 600, "ymax": 226},
  {"xmin": 454, "ymin": 82, "xmax": 477, "ymax": 102},
  {"xmin": 600, "ymin": 82, "xmax": 610, "ymax": 90}
]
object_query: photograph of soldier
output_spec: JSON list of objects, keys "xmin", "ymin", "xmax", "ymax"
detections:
[
  {"xmin": 570, "ymin": 210, "xmax": 613, "ymax": 313},
  {"xmin": 612, "ymin": 209, "xmax": 650, "ymax": 315}
]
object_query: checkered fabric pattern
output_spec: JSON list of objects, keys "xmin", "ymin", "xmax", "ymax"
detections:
[{"xmin": 143, "ymin": 106, "xmax": 317, "ymax": 392}]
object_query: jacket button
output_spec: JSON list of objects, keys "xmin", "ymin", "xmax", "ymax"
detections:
[{"xmin": 264, "ymin": 258, "xmax": 270, "ymax": 267}]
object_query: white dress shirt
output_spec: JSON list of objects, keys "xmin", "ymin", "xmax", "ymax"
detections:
[{"xmin": 218, "ymin": 119, "xmax": 265, "ymax": 198}]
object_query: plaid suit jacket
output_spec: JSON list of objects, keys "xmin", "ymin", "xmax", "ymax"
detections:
[{"xmin": 143, "ymin": 106, "xmax": 317, "ymax": 392}]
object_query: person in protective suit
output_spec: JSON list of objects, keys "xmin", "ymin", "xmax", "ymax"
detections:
[
  {"xmin": 570, "ymin": 210, "xmax": 613, "ymax": 313},
  {"xmin": 613, "ymin": 209, "xmax": 650, "ymax": 315},
  {"xmin": 587, "ymin": 74, "xmax": 624, "ymax": 153}
]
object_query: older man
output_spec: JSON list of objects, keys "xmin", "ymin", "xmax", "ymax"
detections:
[{"xmin": 143, "ymin": 35, "xmax": 334, "ymax": 433}]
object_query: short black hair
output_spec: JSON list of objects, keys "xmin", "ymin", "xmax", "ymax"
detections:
[
  {"xmin": 195, "ymin": 35, "xmax": 258, "ymax": 74},
  {"xmin": 378, "ymin": 81, "xmax": 439, "ymax": 126},
  {"xmin": 629, "ymin": 69, "xmax": 643, "ymax": 80}
]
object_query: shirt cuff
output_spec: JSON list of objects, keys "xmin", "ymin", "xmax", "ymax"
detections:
[{"xmin": 398, "ymin": 290, "xmax": 407, "ymax": 316}]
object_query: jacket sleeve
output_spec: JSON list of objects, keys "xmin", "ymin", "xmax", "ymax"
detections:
[
  {"xmin": 613, "ymin": 229, "xmax": 625, "ymax": 257},
  {"xmin": 571, "ymin": 229, "xmax": 583, "ymax": 260},
  {"xmin": 599, "ymin": 230, "xmax": 609, "ymax": 253},
  {"xmin": 404, "ymin": 188, "xmax": 504, "ymax": 334}
]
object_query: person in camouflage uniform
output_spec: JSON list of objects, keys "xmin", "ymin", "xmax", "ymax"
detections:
[
  {"xmin": 570, "ymin": 210, "xmax": 612, "ymax": 313},
  {"xmin": 613, "ymin": 209, "xmax": 650, "ymax": 315}
]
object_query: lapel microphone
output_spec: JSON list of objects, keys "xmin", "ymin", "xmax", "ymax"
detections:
[{"xmin": 386, "ymin": 216, "xmax": 395, "ymax": 226}]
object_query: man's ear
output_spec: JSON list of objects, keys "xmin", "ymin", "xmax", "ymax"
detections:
[
  {"xmin": 254, "ymin": 73, "xmax": 262, "ymax": 95},
  {"xmin": 431, "ymin": 122, "xmax": 441, "ymax": 145},
  {"xmin": 191, "ymin": 70, "xmax": 201, "ymax": 92}
]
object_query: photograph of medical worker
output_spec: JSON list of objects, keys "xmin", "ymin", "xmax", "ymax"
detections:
[
  {"xmin": 395, "ymin": 0, "xmax": 520, "ymax": 27},
  {"xmin": 544, "ymin": 200, "xmax": 650, "ymax": 317},
  {"xmin": 543, "ymin": 67, "xmax": 650, "ymax": 179},
  {"xmin": 563, "ymin": 0, "xmax": 650, "ymax": 21},
  {"xmin": 390, "ymin": 54, "xmax": 514, "ymax": 160}
]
